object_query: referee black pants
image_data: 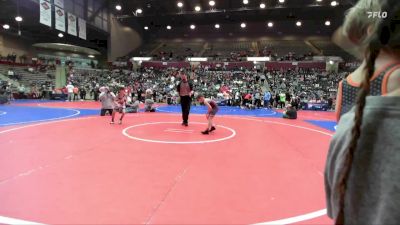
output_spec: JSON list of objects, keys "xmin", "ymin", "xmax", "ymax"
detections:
[{"xmin": 180, "ymin": 95, "xmax": 192, "ymax": 124}]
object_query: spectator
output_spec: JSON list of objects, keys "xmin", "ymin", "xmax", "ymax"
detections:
[
  {"xmin": 18, "ymin": 85, "xmax": 26, "ymax": 99},
  {"xmin": 264, "ymin": 90, "xmax": 271, "ymax": 108},
  {"xmin": 282, "ymin": 104, "xmax": 297, "ymax": 119},
  {"xmin": 80, "ymin": 87, "xmax": 87, "ymax": 100},
  {"xmin": 73, "ymin": 86, "xmax": 79, "ymax": 101},
  {"xmin": 279, "ymin": 92, "xmax": 286, "ymax": 109},
  {"xmin": 66, "ymin": 83, "xmax": 74, "ymax": 101},
  {"xmin": 99, "ymin": 87, "xmax": 115, "ymax": 116}
]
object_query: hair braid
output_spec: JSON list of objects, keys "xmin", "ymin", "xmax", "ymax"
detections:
[{"xmin": 335, "ymin": 45, "xmax": 379, "ymax": 225}]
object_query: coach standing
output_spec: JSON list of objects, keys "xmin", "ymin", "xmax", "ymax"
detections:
[{"xmin": 177, "ymin": 74, "xmax": 193, "ymax": 126}]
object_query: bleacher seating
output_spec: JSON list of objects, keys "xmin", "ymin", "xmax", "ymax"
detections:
[
  {"xmin": 0, "ymin": 63, "xmax": 55, "ymax": 89},
  {"xmin": 134, "ymin": 42, "xmax": 161, "ymax": 56},
  {"xmin": 259, "ymin": 40, "xmax": 312, "ymax": 57},
  {"xmin": 310, "ymin": 40, "xmax": 354, "ymax": 60},
  {"xmin": 155, "ymin": 42, "xmax": 205, "ymax": 59},
  {"xmin": 204, "ymin": 41, "xmax": 254, "ymax": 58}
]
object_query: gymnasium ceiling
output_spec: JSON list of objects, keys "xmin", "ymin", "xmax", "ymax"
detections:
[
  {"xmin": 0, "ymin": 0, "xmax": 357, "ymax": 50},
  {"xmin": 0, "ymin": 0, "xmax": 108, "ymax": 53},
  {"xmin": 112, "ymin": 0, "xmax": 355, "ymax": 37}
]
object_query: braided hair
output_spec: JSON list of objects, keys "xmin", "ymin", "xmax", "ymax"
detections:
[{"xmin": 335, "ymin": 1, "xmax": 400, "ymax": 224}]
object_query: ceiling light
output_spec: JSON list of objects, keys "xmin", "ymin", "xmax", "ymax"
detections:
[
  {"xmin": 209, "ymin": 1, "xmax": 216, "ymax": 6},
  {"xmin": 260, "ymin": 3, "xmax": 266, "ymax": 8},
  {"xmin": 331, "ymin": 1, "xmax": 338, "ymax": 6},
  {"xmin": 190, "ymin": 24, "xmax": 196, "ymax": 29},
  {"xmin": 316, "ymin": 0, "xmax": 322, "ymax": 2},
  {"xmin": 58, "ymin": 33, "xmax": 64, "ymax": 38},
  {"xmin": 243, "ymin": 0, "xmax": 249, "ymax": 4},
  {"xmin": 177, "ymin": 2, "xmax": 183, "ymax": 7},
  {"xmin": 279, "ymin": 0, "xmax": 285, "ymax": 3},
  {"xmin": 296, "ymin": 21, "xmax": 302, "ymax": 26},
  {"xmin": 115, "ymin": 4, "xmax": 122, "ymax": 11},
  {"xmin": 195, "ymin": 6, "xmax": 201, "ymax": 11},
  {"xmin": 267, "ymin": 22, "xmax": 273, "ymax": 27},
  {"xmin": 3, "ymin": 24, "xmax": 10, "ymax": 29},
  {"xmin": 215, "ymin": 24, "xmax": 220, "ymax": 29},
  {"xmin": 329, "ymin": 60, "xmax": 334, "ymax": 65},
  {"xmin": 325, "ymin": 20, "xmax": 331, "ymax": 26},
  {"xmin": 241, "ymin": 22, "xmax": 246, "ymax": 28},
  {"xmin": 88, "ymin": 55, "xmax": 95, "ymax": 58},
  {"xmin": 167, "ymin": 25, "xmax": 172, "ymax": 30},
  {"xmin": 144, "ymin": 26, "xmax": 149, "ymax": 30},
  {"xmin": 136, "ymin": 8, "xmax": 143, "ymax": 14},
  {"xmin": 15, "ymin": 16, "xmax": 23, "ymax": 22}
]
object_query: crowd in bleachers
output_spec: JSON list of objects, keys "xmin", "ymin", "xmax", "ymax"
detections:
[
  {"xmin": 55, "ymin": 65, "xmax": 345, "ymax": 111},
  {"xmin": 1, "ymin": 63, "xmax": 345, "ymax": 110},
  {"xmin": 0, "ymin": 44, "xmax": 348, "ymax": 109}
]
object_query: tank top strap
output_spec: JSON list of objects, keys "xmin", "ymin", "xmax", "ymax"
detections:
[
  {"xmin": 381, "ymin": 63, "xmax": 400, "ymax": 95},
  {"xmin": 370, "ymin": 62, "xmax": 400, "ymax": 96},
  {"xmin": 339, "ymin": 61, "xmax": 400, "ymax": 118}
]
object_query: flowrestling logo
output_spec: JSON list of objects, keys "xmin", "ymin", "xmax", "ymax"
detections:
[{"xmin": 367, "ymin": 11, "xmax": 388, "ymax": 18}]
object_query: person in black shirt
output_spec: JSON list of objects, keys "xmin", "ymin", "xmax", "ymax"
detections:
[
  {"xmin": 283, "ymin": 104, "xmax": 297, "ymax": 119},
  {"xmin": 80, "ymin": 87, "xmax": 87, "ymax": 100},
  {"xmin": 177, "ymin": 74, "xmax": 193, "ymax": 126},
  {"xmin": 285, "ymin": 92, "xmax": 291, "ymax": 103},
  {"xmin": 137, "ymin": 88, "xmax": 143, "ymax": 102}
]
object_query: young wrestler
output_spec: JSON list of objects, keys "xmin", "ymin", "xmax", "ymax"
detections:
[
  {"xmin": 111, "ymin": 87, "xmax": 127, "ymax": 125},
  {"xmin": 196, "ymin": 94, "xmax": 219, "ymax": 135}
]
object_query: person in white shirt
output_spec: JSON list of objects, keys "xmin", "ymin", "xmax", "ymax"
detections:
[
  {"xmin": 66, "ymin": 83, "xmax": 74, "ymax": 102},
  {"xmin": 18, "ymin": 85, "xmax": 25, "ymax": 99},
  {"xmin": 99, "ymin": 87, "xmax": 115, "ymax": 116}
]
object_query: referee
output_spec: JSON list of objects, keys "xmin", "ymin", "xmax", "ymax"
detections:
[{"xmin": 177, "ymin": 73, "xmax": 193, "ymax": 126}]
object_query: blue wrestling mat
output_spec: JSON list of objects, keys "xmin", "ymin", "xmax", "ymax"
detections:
[
  {"xmin": 305, "ymin": 120, "xmax": 337, "ymax": 132},
  {"xmin": 156, "ymin": 105, "xmax": 282, "ymax": 118},
  {"xmin": 0, "ymin": 105, "xmax": 99, "ymax": 126}
]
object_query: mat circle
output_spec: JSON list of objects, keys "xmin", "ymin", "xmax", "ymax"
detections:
[{"xmin": 122, "ymin": 121, "xmax": 236, "ymax": 144}]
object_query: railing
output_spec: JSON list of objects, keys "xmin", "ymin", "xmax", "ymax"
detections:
[{"xmin": 139, "ymin": 60, "xmax": 328, "ymax": 70}]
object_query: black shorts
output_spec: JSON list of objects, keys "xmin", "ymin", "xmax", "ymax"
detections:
[{"xmin": 100, "ymin": 109, "xmax": 113, "ymax": 116}]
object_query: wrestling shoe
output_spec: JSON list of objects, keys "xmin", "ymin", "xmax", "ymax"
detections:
[
  {"xmin": 210, "ymin": 126, "xmax": 216, "ymax": 132},
  {"xmin": 201, "ymin": 130, "xmax": 209, "ymax": 135}
]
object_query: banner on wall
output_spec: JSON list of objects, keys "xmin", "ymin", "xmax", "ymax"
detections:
[
  {"xmin": 78, "ymin": 18, "xmax": 86, "ymax": 40},
  {"xmin": 39, "ymin": 0, "xmax": 52, "ymax": 27},
  {"xmin": 54, "ymin": 0, "xmax": 64, "ymax": 8},
  {"xmin": 67, "ymin": 13, "xmax": 77, "ymax": 36},
  {"xmin": 55, "ymin": 7, "xmax": 65, "ymax": 32}
]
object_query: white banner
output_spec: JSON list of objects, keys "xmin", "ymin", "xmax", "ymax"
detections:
[
  {"xmin": 39, "ymin": 0, "xmax": 52, "ymax": 27},
  {"xmin": 67, "ymin": 13, "xmax": 77, "ymax": 36},
  {"xmin": 55, "ymin": 7, "xmax": 65, "ymax": 32},
  {"xmin": 78, "ymin": 18, "xmax": 86, "ymax": 40},
  {"xmin": 54, "ymin": 0, "xmax": 64, "ymax": 8}
]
